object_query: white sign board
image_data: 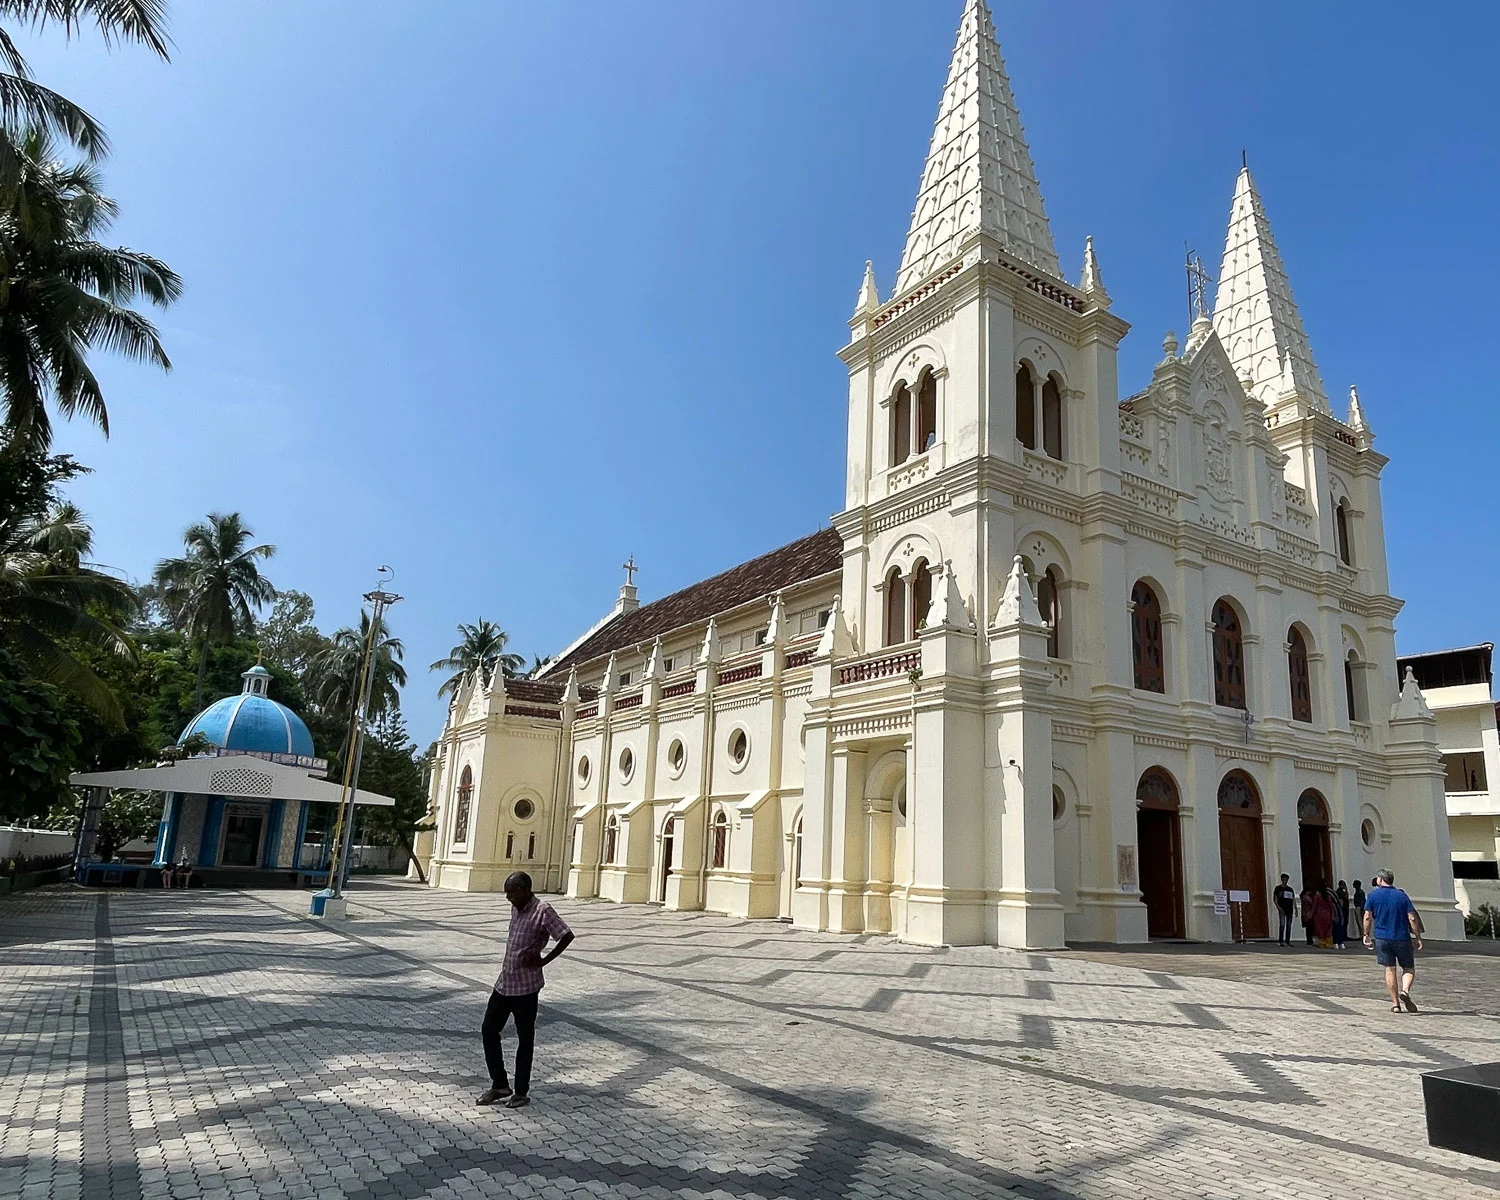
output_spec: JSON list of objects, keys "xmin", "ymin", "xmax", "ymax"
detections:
[
  {"xmin": 1213, "ymin": 890, "xmax": 1229, "ymax": 915},
  {"xmin": 1229, "ymin": 889, "xmax": 1251, "ymax": 903}
]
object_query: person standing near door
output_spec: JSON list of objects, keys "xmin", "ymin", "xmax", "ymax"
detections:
[
  {"xmin": 1351, "ymin": 879, "xmax": 1367, "ymax": 941},
  {"xmin": 1273, "ymin": 874, "xmax": 1296, "ymax": 946},
  {"xmin": 1361, "ymin": 869, "xmax": 1421, "ymax": 1013},
  {"xmin": 477, "ymin": 871, "xmax": 575, "ymax": 1109}
]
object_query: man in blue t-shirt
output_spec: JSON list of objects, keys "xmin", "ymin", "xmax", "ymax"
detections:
[{"xmin": 1361, "ymin": 869, "xmax": 1422, "ymax": 1012}]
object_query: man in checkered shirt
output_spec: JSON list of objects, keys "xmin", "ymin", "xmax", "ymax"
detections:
[{"xmin": 477, "ymin": 871, "xmax": 574, "ymax": 1109}]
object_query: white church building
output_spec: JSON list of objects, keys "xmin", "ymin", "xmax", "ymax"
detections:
[{"xmin": 413, "ymin": 0, "xmax": 1463, "ymax": 945}]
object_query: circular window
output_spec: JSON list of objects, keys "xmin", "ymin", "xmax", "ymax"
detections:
[
  {"xmin": 728, "ymin": 728, "xmax": 749, "ymax": 768},
  {"xmin": 1360, "ymin": 818, "xmax": 1375, "ymax": 848},
  {"xmin": 513, "ymin": 797, "xmax": 535, "ymax": 821},
  {"xmin": 576, "ymin": 756, "xmax": 591, "ymax": 784},
  {"xmin": 1052, "ymin": 786, "xmax": 1066, "ymax": 821},
  {"xmin": 668, "ymin": 738, "xmax": 686, "ymax": 777},
  {"xmin": 619, "ymin": 747, "xmax": 635, "ymax": 781}
]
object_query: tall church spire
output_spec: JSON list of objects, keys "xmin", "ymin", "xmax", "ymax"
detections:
[
  {"xmin": 896, "ymin": 0, "xmax": 1060, "ymax": 293},
  {"xmin": 1211, "ymin": 165, "xmax": 1328, "ymax": 409}
]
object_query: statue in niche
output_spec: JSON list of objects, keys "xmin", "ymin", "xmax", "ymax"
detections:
[
  {"xmin": 1201, "ymin": 401, "xmax": 1233, "ymax": 507},
  {"xmin": 1155, "ymin": 416, "xmax": 1172, "ymax": 478}
]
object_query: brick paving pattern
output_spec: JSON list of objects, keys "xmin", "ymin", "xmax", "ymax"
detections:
[{"xmin": 3, "ymin": 881, "xmax": 1499, "ymax": 1198}]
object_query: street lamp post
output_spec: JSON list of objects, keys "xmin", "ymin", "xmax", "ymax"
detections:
[{"xmin": 315, "ymin": 571, "xmax": 401, "ymax": 915}]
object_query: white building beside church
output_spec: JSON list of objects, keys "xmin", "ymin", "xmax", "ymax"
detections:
[{"xmin": 413, "ymin": 0, "xmax": 1463, "ymax": 944}]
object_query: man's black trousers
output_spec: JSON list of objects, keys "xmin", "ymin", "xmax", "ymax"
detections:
[{"xmin": 482, "ymin": 990, "xmax": 539, "ymax": 1095}]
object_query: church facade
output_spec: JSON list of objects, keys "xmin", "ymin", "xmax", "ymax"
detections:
[{"xmin": 413, "ymin": 0, "xmax": 1463, "ymax": 944}]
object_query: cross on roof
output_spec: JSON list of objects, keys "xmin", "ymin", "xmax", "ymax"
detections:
[{"xmin": 622, "ymin": 556, "xmax": 638, "ymax": 587}]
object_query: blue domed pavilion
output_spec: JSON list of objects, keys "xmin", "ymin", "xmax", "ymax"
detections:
[
  {"xmin": 179, "ymin": 663, "xmax": 316, "ymax": 759},
  {"xmin": 68, "ymin": 658, "xmax": 396, "ymax": 888}
]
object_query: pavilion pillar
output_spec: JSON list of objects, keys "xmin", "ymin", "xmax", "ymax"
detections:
[
  {"xmin": 199, "ymin": 797, "xmax": 225, "ymax": 867},
  {"xmin": 154, "ymin": 793, "xmax": 178, "ymax": 866}
]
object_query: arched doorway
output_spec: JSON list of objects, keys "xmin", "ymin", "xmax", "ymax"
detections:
[
  {"xmin": 1297, "ymin": 790, "xmax": 1332, "ymax": 889},
  {"xmin": 1136, "ymin": 768, "xmax": 1185, "ymax": 938},
  {"xmin": 1217, "ymin": 770, "xmax": 1268, "ymax": 939},
  {"xmin": 659, "ymin": 816, "xmax": 675, "ymax": 902}
]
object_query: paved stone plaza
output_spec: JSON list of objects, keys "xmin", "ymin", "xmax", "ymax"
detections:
[{"xmin": 3, "ymin": 883, "xmax": 1499, "ymax": 1199}]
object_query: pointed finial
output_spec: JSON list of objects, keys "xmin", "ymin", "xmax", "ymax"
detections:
[
  {"xmin": 1347, "ymin": 384, "xmax": 1368, "ymax": 432},
  {"xmin": 766, "ymin": 592, "xmax": 788, "ymax": 647},
  {"xmin": 700, "ymin": 617, "xmax": 722, "ymax": 666},
  {"xmin": 1161, "ymin": 329, "xmax": 1179, "ymax": 361},
  {"xmin": 562, "ymin": 667, "xmax": 580, "ymax": 706},
  {"xmin": 1080, "ymin": 236, "xmax": 1110, "ymax": 308},
  {"xmin": 1393, "ymin": 665, "xmax": 1433, "ymax": 721},
  {"xmin": 925, "ymin": 560, "xmax": 974, "ymax": 631},
  {"xmin": 601, "ymin": 652, "xmax": 620, "ymax": 694},
  {"xmin": 815, "ymin": 595, "xmax": 851, "ymax": 658},
  {"xmin": 644, "ymin": 636, "xmax": 665, "ymax": 681},
  {"xmin": 853, "ymin": 260, "xmax": 879, "ymax": 319},
  {"xmin": 994, "ymin": 555, "xmax": 1043, "ymax": 629},
  {"xmin": 1241, "ymin": 147, "xmax": 1248, "ymax": 170}
]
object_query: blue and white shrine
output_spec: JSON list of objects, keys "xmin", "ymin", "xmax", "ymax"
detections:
[{"xmin": 70, "ymin": 662, "xmax": 394, "ymax": 882}]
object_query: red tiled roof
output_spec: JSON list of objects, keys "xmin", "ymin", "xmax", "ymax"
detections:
[
  {"xmin": 544, "ymin": 527, "xmax": 843, "ymax": 679},
  {"xmin": 501, "ymin": 676, "xmax": 597, "ymax": 705}
]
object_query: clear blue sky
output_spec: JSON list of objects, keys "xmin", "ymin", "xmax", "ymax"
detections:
[{"xmin": 28, "ymin": 1, "xmax": 1500, "ymax": 744}]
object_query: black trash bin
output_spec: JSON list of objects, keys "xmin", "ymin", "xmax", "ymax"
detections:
[{"xmin": 1422, "ymin": 1063, "xmax": 1500, "ymax": 1162}]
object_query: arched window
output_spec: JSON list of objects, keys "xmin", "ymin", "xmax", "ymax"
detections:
[
  {"xmin": 1042, "ymin": 375, "xmax": 1063, "ymax": 460},
  {"xmin": 1037, "ymin": 567, "xmax": 1062, "ymax": 658},
  {"xmin": 891, "ymin": 384, "xmax": 912, "ymax": 466},
  {"xmin": 1345, "ymin": 651, "xmax": 1366, "ymax": 723},
  {"xmin": 916, "ymin": 372, "xmax": 937, "ymax": 453},
  {"xmin": 1211, "ymin": 599, "xmax": 1246, "ymax": 710},
  {"xmin": 1015, "ymin": 364, "xmax": 1036, "ymax": 450},
  {"xmin": 1137, "ymin": 767, "xmax": 1180, "ymax": 810},
  {"xmin": 1217, "ymin": 770, "xmax": 1261, "ymax": 815},
  {"xmin": 910, "ymin": 558, "xmax": 932, "ymax": 637},
  {"xmin": 1297, "ymin": 790, "xmax": 1329, "ymax": 826},
  {"xmin": 1287, "ymin": 627, "xmax": 1312, "ymax": 723},
  {"xmin": 453, "ymin": 766, "xmax": 473, "ymax": 845},
  {"xmin": 883, "ymin": 566, "xmax": 907, "ymax": 647},
  {"xmin": 711, "ymin": 811, "xmax": 728, "ymax": 869},
  {"xmin": 604, "ymin": 814, "xmax": 618, "ymax": 865},
  {"xmin": 1131, "ymin": 581, "xmax": 1165, "ymax": 693},
  {"xmin": 1334, "ymin": 499, "xmax": 1352, "ymax": 566}
]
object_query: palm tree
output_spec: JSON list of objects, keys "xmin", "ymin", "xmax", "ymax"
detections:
[
  {"xmin": 0, "ymin": 2, "xmax": 171, "ymax": 185},
  {"xmin": 152, "ymin": 512, "xmax": 276, "ymax": 710},
  {"xmin": 311, "ymin": 610, "xmax": 406, "ymax": 729},
  {"xmin": 430, "ymin": 619, "xmax": 522, "ymax": 698},
  {"xmin": 0, "ymin": 490, "xmax": 134, "ymax": 721},
  {"xmin": 0, "ymin": 128, "xmax": 179, "ymax": 447}
]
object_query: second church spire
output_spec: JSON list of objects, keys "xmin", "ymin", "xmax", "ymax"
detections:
[{"xmin": 896, "ymin": 0, "xmax": 1060, "ymax": 294}]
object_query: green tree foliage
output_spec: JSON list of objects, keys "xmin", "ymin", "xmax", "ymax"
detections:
[
  {"xmin": 0, "ymin": 641, "xmax": 79, "ymax": 822},
  {"xmin": 0, "ymin": 441, "xmax": 136, "ymax": 722},
  {"xmin": 152, "ymin": 512, "xmax": 276, "ymax": 710},
  {"xmin": 0, "ymin": 128, "xmax": 179, "ymax": 448},
  {"xmin": 258, "ymin": 589, "xmax": 330, "ymax": 681},
  {"xmin": 355, "ymin": 710, "xmax": 431, "ymax": 881},
  {"xmin": 0, "ymin": 1, "xmax": 170, "ymax": 187},
  {"xmin": 430, "ymin": 619, "xmax": 523, "ymax": 699},
  {"xmin": 310, "ymin": 611, "xmax": 405, "ymax": 737}
]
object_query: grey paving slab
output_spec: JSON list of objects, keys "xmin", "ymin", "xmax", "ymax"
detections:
[{"xmin": 2, "ymin": 882, "xmax": 1499, "ymax": 1198}]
